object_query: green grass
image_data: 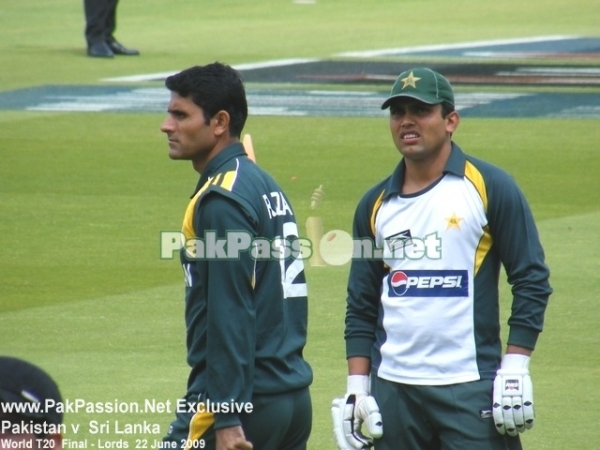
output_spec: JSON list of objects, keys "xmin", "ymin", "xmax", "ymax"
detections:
[
  {"xmin": 1, "ymin": 0, "xmax": 600, "ymax": 448},
  {"xmin": 1, "ymin": 0, "xmax": 600, "ymax": 89}
]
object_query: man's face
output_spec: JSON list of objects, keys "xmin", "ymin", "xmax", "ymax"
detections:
[
  {"xmin": 160, "ymin": 92, "xmax": 217, "ymax": 164},
  {"xmin": 388, "ymin": 98, "xmax": 459, "ymax": 161}
]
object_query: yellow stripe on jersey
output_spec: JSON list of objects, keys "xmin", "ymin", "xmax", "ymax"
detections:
[
  {"xmin": 464, "ymin": 161, "xmax": 493, "ymax": 274},
  {"xmin": 475, "ymin": 225, "xmax": 493, "ymax": 274},
  {"xmin": 186, "ymin": 407, "xmax": 215, "ymax": 450},
  {"xmin": 370, "ymin": 190, "xmax": 386, "ymax": 237},
  {"xmin": 464, "ymin": 161, "xmax": 488, "ymax": 211},
  {"xmin": 182, "ymin": 177, "xmax": 215, "ymax": 241},
  {"xmin": 220, "ymin": 168, "xmax": 238, "ymax": 191},
  {"xmin": 182, "ymin": 163, "xmax": 240, "ymax": 240}
]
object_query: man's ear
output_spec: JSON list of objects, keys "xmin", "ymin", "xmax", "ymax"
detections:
[
  {"xmin": 211, "ymin": 110, "xmax": 231, "ymax": 137},
  {"xmin": 446, "ymin": 110, "xmax": 460, "ymax": 134}
]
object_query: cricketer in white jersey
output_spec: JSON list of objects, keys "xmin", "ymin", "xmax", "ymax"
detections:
[
  {"xmin": 350, "ymin": 142, "xmax": 550, "ymax": 385},
  {"xmin": 337, "ymin": 67, "xmax": 551, "ymax": 450}
]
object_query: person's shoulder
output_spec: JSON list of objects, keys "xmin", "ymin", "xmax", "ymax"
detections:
[
  {"xmin": 461, "ymin": 152, "xmax": 528, "ymax": 212},
  {"xmin": 220, "ymin": 157, "xmax": 290, "ymax": 221},
  {"xmin": 208, "ymin": 155, "xmax": 261, "ymax": 191},
  {"xmin": 230, "ymin": 157, "xmax": 286, "ymax": 197},
  {"xmin": 195, "ymin": 157, "xmax": 255, "ymax": 209},
  {"xmin": 359, "ymin": 176, "xmax": 391, "ymax": 205},
  {"xmin": 353, "ymin": 176, "xmax": 391, "ymax": 221},
  {"xmin": 463, "ymin": 152, "xmax": 517, "ymax": 186}
]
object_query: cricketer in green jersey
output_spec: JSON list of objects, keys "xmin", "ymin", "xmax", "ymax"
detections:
[{"xmin": 160, "ymin": 63, "xmax": 312, "ymax": 450}]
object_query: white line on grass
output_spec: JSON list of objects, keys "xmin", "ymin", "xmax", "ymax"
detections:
[
  {"xmin": 335, "ymin": 35, "xmax": 580, "ymax": 58},
  {"xmin": 100, "ymin": 36, "xmax": 581, "ymax": 83},
  {"xmin": 102, "ymin": 58, "xmax": 320, "ymax": 83}
]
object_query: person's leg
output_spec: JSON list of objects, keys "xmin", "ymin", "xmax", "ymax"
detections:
[
  {"xmin": 371, "ymin": 377, "xmax": 439, "ymax": 450},
  {"xmin": 241, "ymin": 388, "xmax": 311, "ymax": 450},
  {"xmin": 425, "ymin": 380, "xmax": 508, "ymax": 450},
  {"xmin": 83, "ymin": 0, "xmax": 111, "ymax": 45},
  {"xmin": 105, "ymin": 0, "xmax": 140, "ymax": 55},
  {"xmin": 280, "ymin": 388, "xmax": 312, "ymax": 450},
  {"xmin": 84, "ymin": 0, "xmax": 116, "ymax": 56},
  {"xmin": 105, "ymin": 0, "xmax": 119, "ymax": 41}
]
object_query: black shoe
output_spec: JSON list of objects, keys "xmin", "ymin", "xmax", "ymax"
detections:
[
  {"xmin": 107, "ymin": 39, "xmax": 140, "ymax": 56},
  {"xmin": 87, "ymin": 41, "xmax": 114, "ymax": 58}
]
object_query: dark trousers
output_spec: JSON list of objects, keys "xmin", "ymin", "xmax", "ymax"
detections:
[
  {"xmin": 164, "ymin": 387, "xmax": 312, "ymax": 450},
  {"xmin": 84, "ymin": 0, "xmax": 118, "ymax": 45},
  {"xmin": 372, "ymin": 376, "xmax": 515, "ymax": 450}
]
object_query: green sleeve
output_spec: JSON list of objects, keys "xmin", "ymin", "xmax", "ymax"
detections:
[
  {"xmin": 196, "ymin": 192, "xmax": 257, "ymax": 429},
  {"xmin": 345, "ymin": 189, "xmax": 387, "ymax": 361},
  {"xmin": 485, "ymin": 169, "xmax": 552, "ymax": 349}
]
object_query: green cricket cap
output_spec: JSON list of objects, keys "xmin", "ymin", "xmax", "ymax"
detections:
[{"xmin": 381, "ymin": 68, "xmax": 454, "ymax": 109}]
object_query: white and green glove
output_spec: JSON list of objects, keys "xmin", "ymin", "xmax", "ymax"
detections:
[
  {"xmin": 493, "ymin": 354, "xmax": 535, "ymax": 436},
  {"xmin": 331, "ymin": 375, "xmax": 383, "ymax": 450}
]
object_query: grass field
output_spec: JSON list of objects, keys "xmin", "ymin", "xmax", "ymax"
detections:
[{"xmin": 1, "ymin": 1, "xmax": 599, "ymax": 449}]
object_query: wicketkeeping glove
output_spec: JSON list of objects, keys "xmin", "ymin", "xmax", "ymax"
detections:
[
  {"xmin": 331, "ymin": 375, "xmax": 383, "ymax": 450},
  {"xmin": 493, "ymin": 354, "xmax": 535, "ymax": 436}
]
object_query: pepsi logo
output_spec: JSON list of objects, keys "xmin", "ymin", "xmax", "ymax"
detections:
[
  {"xmin": 389, "ymin": 271, "xmax": 409, "ymax": 296},
  {"xmin": 386, "ymin": 269, "xmax": 469, "ymax": 298}
]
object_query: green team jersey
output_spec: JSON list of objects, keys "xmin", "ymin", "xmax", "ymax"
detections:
[{"xmin": 179, "ymin": 143, "xmax": 312, "ymax": 429}]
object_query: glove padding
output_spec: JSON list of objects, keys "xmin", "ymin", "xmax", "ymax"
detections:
[
  {"xmin": 331, "ymin": 376, "xmax": 383, "ymax": 450},
  {"xmin": 493, "ymin": 354, "xmax": 535, "ymax": 436}
]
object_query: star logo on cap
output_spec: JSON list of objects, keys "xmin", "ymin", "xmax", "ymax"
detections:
[{"xmin": 400, "ymin": 71, "xmax": 421, "ymax": 89}]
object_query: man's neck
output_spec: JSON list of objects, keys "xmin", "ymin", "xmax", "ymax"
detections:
[
  {"xmin": 401, "ymin": 144, "xmax": 451, "ymax": 195},
  {"xmin": 192, "ymin": 137, "xmax": 239, "ymax": 174}
]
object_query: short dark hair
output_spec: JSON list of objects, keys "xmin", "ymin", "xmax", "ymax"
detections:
[
  {"xmin": 165, "ymin": 62, "xmax": 248, "ymax": 138},
  {"xmin": 387, "ymin": 99, "xmax": 455, "ymax": 118},
  {"xmin": 441, "ymin": 101, "xmax": 455, "ymax": 118},
  {"xmin": 0, "ymin": 357, "xmax": 64, "ymax": 437}
]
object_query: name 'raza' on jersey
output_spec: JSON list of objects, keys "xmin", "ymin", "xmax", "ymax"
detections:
[
  {"xmin": 262, "ymin": 190, "xmax": 293, "ymax": 219},
  {"xmin": 178, "ymin": 143, "xmax": 312, "ymax": 431}
]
